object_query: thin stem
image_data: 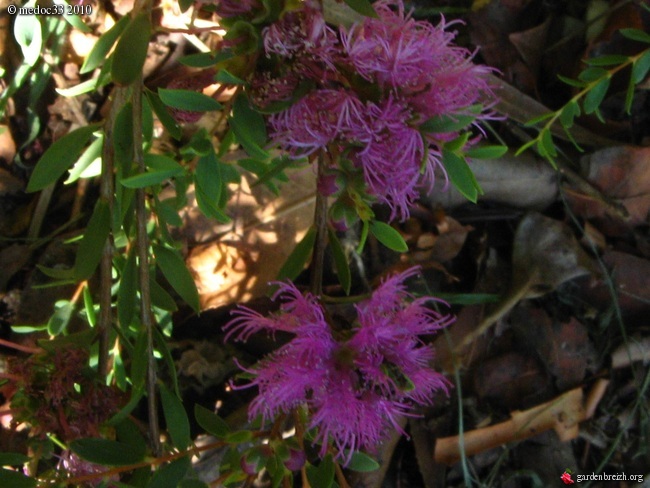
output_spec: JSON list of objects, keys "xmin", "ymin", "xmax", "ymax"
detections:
[
  {"xmin": 0, "ymin": 338, "xmax": 43, "ymax": 355},
  {"xmin": 98, "ymin": 87, "xmax": 127, "ymax": 379},
  {"xmin": 132, "ymin": 78, "xmax": 161, "ymax": 456},
  {"xmin": 309, "ymin": 151, "xmax": 328, "ymax": 296}
]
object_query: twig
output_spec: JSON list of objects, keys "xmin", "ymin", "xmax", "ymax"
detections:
[
  {"xmin": 98, "ymin": 87, "xmax": 127, "ymax": 379},
  {"xmin": 132, "ymin": 77, "xmax": 161, "ymax": 456},
  {"xmin": 309, "ymin": 151, "xmax": 328, "ymax": 296},
  {"xmin": 0, "ymin": 338, "xmax": 43, "ymax": 355}
]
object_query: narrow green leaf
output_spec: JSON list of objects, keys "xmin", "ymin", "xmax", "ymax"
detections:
[
  {"xmin": 523, "ymin": 111, "xmax": 554, "ymax": 127},
  {"xmin": 328, "ymin": 227, "xmax": 351, "ymax": 295},
  {"xmin": 47, "ymin": 300, "xmax": 74, "ymax": 336},
  {"xmin": 115, "ymin": 418, "xmax": 148, "ymax": 455},
  {"xmin": 215, "ymin": 69, "xmax": 245, "ymax": 85},
  {"xmin": 276, "ymin": 227, "xmax": 316, "ymax": 281},
  {"xmin": 130, "ymin": 331, "xmax": 148, "ymax": 390},
  {"xmin": 144, "ymin": 89, "xmax": 182, "ymax": 140},
  {"xmin": 56, "ymin": 77, "xmax": 107, "ymax": 97},
  {"xmin": 369, "ymin": 221, "xmax": 408, "ymax": 253},
  {"xmin": 632, "ymin": 49, "xmax": 650, "ymax": 84},
  {"xmin": 343, "ymin": 0, "xmax": 377, "ymax": 17},
  {"xmin": 27, "ymin": 124, "xmax": 98, "ymax": 192},
  {"xmin": 111, "ymin": 13, "xmax": 151, "ymax": 86},
  {"xmin": 225, "ymin": 430, "xmax": 253, "ymax": 443},
  {"xmin": 82, "ymin": 285, "xmax": 97, "ymax": 327},
  {"xmin": 584, "ymin": 54, "xmax": 629, "ymax": 66},
  {"xmin": 160, "ymin": 384, "xmax": 191, "ymax": 451},
  {"xmin": 66, "ymin": 134, "xmax": 103, "ymax": 184},
  {"xmin": 0, "ymin": 453, "xmax": 30, "ymax": 466},
  {"xmin": 179, "ymin": 51, "xmax": 233, "ymax": 68},
  {"xmin": 118, "ymin": 247, "xmax": 138, "ymax": 328},
  {"xmin": 0, "ymin": 469, "xmax": 36, "ymax": 488},
  {"xmin": 147, "ymin": 458, "xmax": 191, "ymax": 488},
  {"xmin": 121, "ymin": 167, "xmax": 183, "ymax": 188},
  {"xmin": 252, "ymin": 156, "xmax": 295, "ymax": 187},
  {"xmin": 540, "ymin": 129, "xmax": 558, "ymax": 158},
  {"xmin": 70, "ymin": 438, "xmax": 145, "ymax": 466},
  {"xmin": 559, "ymin": 100, "xmax": 580, "ymax": 129},
  {"xmin": 81, "ymin": 15, "xmax": 129, "ymax": 74},
  {"xmin": 54, "ymin": 0, "xmax": 91, "ymax": 32},
  {"xmin": 154, "ymin": 244, "xmax": 200, "ymax": 312},
  {"xmin": 420, "ymin": 113, "xmax": 476, "ymax": 133},
  {"xmin": 229, "ymin": 94, "xmax": 268, "ymax": 159},
  {"xmin": 578, "ymin": 66, "xmax": 607, "ymax": 82},
  {"xmin": 194, "ymin": 404, "xmax": 231, "ymax": 439},
  {"xmin": 464, "ymin": 145, "xmax": 507, "ymax": 159},
  {"xmin": 346, "ymin": 451, "xmax": 379, "ymax": 472},
  {"xmin": 158, "ymin": 88, "xmax": 222, "ymax": 112},
  {"xmin": 583, "ymin": 77, "xmax": 610, "ymax": 114},
  {"xmin": 441, "ymin": 150, "xmax": 482, "ymax": 203},
  {"xmin": 150, "ymin": 276, "xmax": 179, "ymax": 311},
  {"xmin": 620, "ymin": 28, "xmax": 650, "ymax": 44},
  {"xmin": 75, "ymin": 200, "xmax": 111, "ymax": 280},
  {"xmin": 556, "ymin": 74, "xmax": 587, "ymax": 88}
]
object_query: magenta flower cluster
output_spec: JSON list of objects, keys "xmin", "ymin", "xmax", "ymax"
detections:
[
  {"xmin": 251, "ymin": 0, "xmax": 494, "ymax": 220},
  {"xmin": 225, "ymin": 267, "xmax": 453, "ymax": 462}
]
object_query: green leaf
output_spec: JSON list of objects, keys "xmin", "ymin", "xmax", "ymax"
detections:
[
  {"xmin": 556, "ymin": 74, "xmax": 587, "ymax": 88},
  {"xmin": 154, "ymin": 244, "xmax": 200, "ymax": 312},
  {"xmin": 56, "ymin": 77, "xmax": 107, "ymax": 97},
  {"xmin": 0, "ymin": 469, "xmax": 36, "ymax": 488},
  {"xmin": 433, "ymin": 293, "xmax": 500, "ymax": 305},
  {"xmin": 216, "ymin": 69, "xmax": 245, "ymax": 85},
  {"xmin": 343, "ymin": 0, "xmax": 377, "ymax": 17},
  {"xmin": 584, "ymin": 54, "xmax": 629, "ymax": 66},
  {"xmin": 276, "ymin": 227, "xmax": 316, "ymax": 281},
  {"xmin": 144, "ymin": 89, "xmax": 182, "ymax": 140},
  {"xmin": 179, "ymin": 51, "xmax": 233, "ymax": 68},
  {"xmin": 441, "ymin": 150, "xmax": 482, "ymax": 203},
  {"xmin": 150, "ymin": 277, "xmax": 178, "ymax": 311},
  {"xmin": 178, "ymin": 0, "xmax": 193, "ymax": 13},
  {"xmin": 583, "ymin": 77, "xmax": 610, "ymax": 114},
  {"xmin": 328, "ymin": 227, "xmax": 351, "ymax": 294},
  {"xmin": 229, "ymin": 94, "xmax": 269, "ymax": 159},
  {"xmin": 115, "ymin": 418, "xmax": 148, "ymax": 455},
  {"xmin": 130, "ymin": 331, "xmax": 148, "ymax": 390},
  {"xmin": 620, "ymin": 28, "xmax": 650, "ymax": 44},
  {"xmin": 118, "ymin": 247, "xmax": 138, "ymax": 328},
  {"xmin": 559, "ymin": 100, "xmax": 581, "ymax": 129},
  {"xmin": 160, "ymin": 384, "xmax": 191, "ymax": 451},
  {"xmin": 82, "ymin": 285, "xmax": 97, "ymax": 327},
  {"xmin": 54, "ymin": 0, "xmax": 91, "ymax": 32},
  {"xmin": 539, "ymin": 129, "xmax": 558, "ymax": 159},
  {"xmin": 147, "ymin": 458, "xmax": 191, "ymax": 488},
  {"xmin": 578, "ymin": 66, "xmax": 607, "ymax": 82},
  {"xmin": 120, "ymin": 165, "xmax": 184, "ymax": 188},
  {"xmin": 306, "ymin": 456, "xmax": 335, "ymax": 488},
  {"xmin": 194, "ymin": 404, "xmax": 231, "ymax": 438},
  {"xmin": 0, "ymin": 453, "xmax": 29, "ymax": 467},
  {"xmin": 369, "ymin": 221, "xmax": 408, "ymax": 253},
  {"xmin": 420, "ymin": 113, "xmax": 476, "ymax": 133},
  {"xmin": 75, "ymin": 200, "xmax": 111, "ymax": 280},
  {"xmin": 111, "ymin": 13, "xmax": 152, "ymax": 86},
  {"xmin": 158, "ymin": 88, "xmax": 222, "ymax": 112},
  {"xmin": 225, "ymin": 430, "xmax": 253, "ymax": 443},
  {"xmin": 252, "ymin": 155, "xmax": 294, "ymax": 188},
  {"xmin": 81, "ymin": 15, "xmax": 129, "ymax": 74},
  {"xmin": 113, "ymin": 102, "xmax": 134, "ymax": 171},
  {"xmin": 14, "ymin": 10, "xmax": 42, "ymax": 67},
  {"xmin": 70, "ymin": 438, "xmax": 145, "ymax": 466},
  {"xmin": 346, "ymin": 451, "xmax": 379, "ymax": 472},
  {"xmin": 464, "ymin": 145, "xmax": 507, "ymax": 159},
  {"xmin": 27, "ymin": 124, "xmax": 98, "ymax": 192},
  {"xmin": 66, "ymin": 134, "xmax": 103, "ymax": 184},
  {"xmin": 523, "ymin": 111, "xmax": 554, "ymax": 127},
  {"xmin": 632, "ymin": 49, "xmax": 650, "ymax": 84}
]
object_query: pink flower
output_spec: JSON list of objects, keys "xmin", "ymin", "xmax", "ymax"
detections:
[
  {"xmin": 269, "ymin": 89, "xmax": 365, "ymax": 157},
  {"xmin": 225, "ymin": 268, "xmax": 452, "ymax": 462}
]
